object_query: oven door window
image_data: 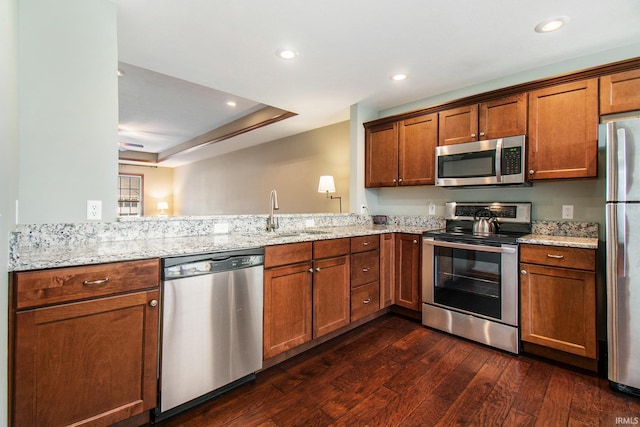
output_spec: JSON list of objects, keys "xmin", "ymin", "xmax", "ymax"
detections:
[{"xmin": 433, "ymin": 246, "xmax": 501, "ymax": 320}]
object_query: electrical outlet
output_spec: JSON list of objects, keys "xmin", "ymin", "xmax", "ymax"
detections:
[
  {"xmin": 428, "ymin": 203, "xmax": 436, "ymax": 215},
  {"xmin": 87, "ymin": 200, "xmax": 102, "ymax": 221},
  {"xmin": 214, "ymin": 223, "xmax": 229, "ymax": 234},
  {"xmin": 562, "ymin": 205, "xmax": 574, "ymax": 219},
  {"xmin": 360, "ymin": 204, "xmax": 368, "ymax": 214}
]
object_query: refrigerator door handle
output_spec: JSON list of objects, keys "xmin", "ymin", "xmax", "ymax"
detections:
[
  {"xmin": 618, "ymin": 128, "xmax": 628, "ymax": 200},
  {"xmin": 606, "ymin": 203, "xmax": 620, "ymax": 381}
]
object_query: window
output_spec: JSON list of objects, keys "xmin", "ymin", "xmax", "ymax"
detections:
[{"xmin": 118, "ymin": 174, "xmax": 143, "ymax": 216}]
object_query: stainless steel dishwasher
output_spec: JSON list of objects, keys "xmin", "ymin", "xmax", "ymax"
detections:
[{"xmin": 156, "ymin": 248, "xmax": 264, "ymax": 421}]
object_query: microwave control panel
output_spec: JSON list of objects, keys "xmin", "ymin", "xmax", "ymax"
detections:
[{"xmin": 501, "ymin": 147, "xmax": 522, "ymax": 175}]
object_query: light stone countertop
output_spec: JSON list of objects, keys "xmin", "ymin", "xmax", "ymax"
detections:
[
  {"xmin": 9, "ymin": 225, "xmax": 432, "ymax": 272},
  {"xmin": 517, "ymin": 234, "xmax": 598, "ymax": 249}
]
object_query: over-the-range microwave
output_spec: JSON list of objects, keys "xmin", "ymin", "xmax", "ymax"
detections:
[{"xmin": 435, "ymin": 135, "xmax": 527, "ymax": 187}]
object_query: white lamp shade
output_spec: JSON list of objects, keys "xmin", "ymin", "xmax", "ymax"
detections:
[
  {"xmin": 318, "ymin": 175, "xmax": 336, "ymax": 193},
  {"xmin": 157, "ymin": 201, "xmax": 169, "ymax": 210}
]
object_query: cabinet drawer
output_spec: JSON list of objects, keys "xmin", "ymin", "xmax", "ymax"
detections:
[
  {"xmin": 265, "ymin": 242, "xmax": 313, "ymax": 268},
  {"xmin": 351, "ymin": 250, "xmax": 380, "ymax": 288},
  {"xmin": 520, "ymin": 244, "xmax": 595, "ymax": 271},
  {"xmin": 313, "ymin": 238, "xmax": 350, "ymax": 259},
  {"xmin": 351, "ymin": 282, "xmax": 380, "ymax": 322},
  {"xmin": 13, "ymin": 259, "xmax": 160, "ymax": 310},
  {"xmin": 351, "ymin": 235, "xmax": 380, "ymax": 253},
  {"xmin": 600, "ymin": 69, "xmax": 640, "ymax": 115}
]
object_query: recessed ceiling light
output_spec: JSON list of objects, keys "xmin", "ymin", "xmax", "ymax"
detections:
[
  {"xmin": 390, "ymin": 73, "xmax": 408, "ymax": 81},
  {"xmin": 226, "ymin": 101, "xmax": 237, "ymax": 107},
  {"xmin": 535, "ymin": 17, "xmax": 569, "ymax": 33},
  {"xmin": 276, "ymin": 48, "xmax": 299, "ymax": 60}
]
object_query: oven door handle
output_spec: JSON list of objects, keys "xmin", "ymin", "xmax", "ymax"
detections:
[{"xmin": 423, "ymin": 239, "xmax": 516, "ymax": 254}]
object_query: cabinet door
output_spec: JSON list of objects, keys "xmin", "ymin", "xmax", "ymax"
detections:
[
  {"xmin": 600, "ymin": 69, "xmax": 640, "ymax": 115},
  {"xmin": 520, "ymin": 263, "xmax": 596, "ymax": 358},
  {"xmin": 394, "ymin": 234, "xmax": 421, "ymax": 311},
  {"xmin": 379, "ymin": 233, "xmax": 395, "ymax": 308},
  {"xmin": 13, "ymin": 290, "xmax": 159, "ymax": 427},
  {"xmin": 528, "ymin": 79, "xmax": 598, "ymax": 180},
  {"xmin": 313, "ymin": 255, "xmax": 350, "ymax": 338},
  {"xmin": 398, "ymin": 113, "xmax": 437, "ymax": 185},
  {"xmin": 263, "ymin": 262, "xmax": 313, "ymax": 359},
  {"xmin": 479, "ymin": 93, "xmax": 527, "ymax": 140},
  {"xmin": 438, "ymin": 104, "xmax": 478, "ymax": 146},
  {"xmin": 365, "ymin": 122, "xmax": 398, "ymax": 187}
]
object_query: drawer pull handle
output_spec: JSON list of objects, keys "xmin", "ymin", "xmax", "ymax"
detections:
[
  {"xmin": 547, "ymin": 254, "xmax": 564, "ymax": 259},
  {"xmin": 363, "ymin": 298, "xmax": 371, "ymax": 304},
  {"xmin": 82, "ymin": 278, "xmax": 109, "ymax": 287},
  {"xmin": 149, "ymin": 300, "xmax": 158, "ymax": 307},
  {"xmin": 363, "ymin": 242, "xmax": 370, "ymax": 246},
  {"xmin": 362, "ymin": 267, "xmax": 371, "ymax": 272}
]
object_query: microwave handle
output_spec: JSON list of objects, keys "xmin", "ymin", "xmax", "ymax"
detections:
[{"xmin": 495, "ymin": 138, "xmax": 502, "ymax": 183}]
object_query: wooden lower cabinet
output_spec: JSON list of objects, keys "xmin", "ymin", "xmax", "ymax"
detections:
[
  {"xmin": 520, "ymin": 244, "xmax": 597, "ymax": 368},
  {"xmin": 263, "ymin": 261, "xmax": 313, "ymax": 359},
  {"xmin": 11, "ymin": 259, "xmax": 160, "ymax": 427},
  {"xmin": 379, "ymin": 233, "xmax": 395, "ymax": 308},
  {"xmin": 313, "ymin": 255, "xmax": 350, "ymax": 338},
  {"xmin": 264, "ymin": 239, "xmax": 351, "ymax": 360},
  {"xmin": 394, "ymin": 233, "xmax": 421, "ymax": 311}
]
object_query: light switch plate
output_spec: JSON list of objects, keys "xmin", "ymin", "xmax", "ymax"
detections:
[{"xmin": 562, "ymin": 205, "xmax": 574, "ymax": 219}]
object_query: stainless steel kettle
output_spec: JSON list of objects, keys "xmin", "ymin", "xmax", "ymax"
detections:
[{"xmin": 473, "ymin": 209, "xmax": 497, "ymax": 234}]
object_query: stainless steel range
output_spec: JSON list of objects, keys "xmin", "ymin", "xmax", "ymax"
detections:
[{"xmin": 422, "ymin": 202, "xmax": 531, "ymax": 354}]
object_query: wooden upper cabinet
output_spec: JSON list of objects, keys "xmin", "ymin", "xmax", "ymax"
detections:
[
  {"xmin": 365, "ymin": 113, "xmax": 437, "ymax": 188},
  {"xmin": 528, "ymin": 78, "xmax": 598, "ymax": 180},
  {"xmin": 398, "ymin": 113, "xmax": 437, "ymax": 185},
  {"xmin": 479, "ymin": 93, "xmax": 527, "ymax": 140},
  {"xmin": 365, "ymin": 122, "xmax": 398, "ymax": 187},
  {"xmin": 439, "ymin": 94, "xmax": 527, "ymax": 146},
  {"xmin": 438, "ymin": 104, "xmax": 478, "ymax": 146},
  {"xmin": 600, "ymin": 69, "xmax": 640, "ymax": 115}
]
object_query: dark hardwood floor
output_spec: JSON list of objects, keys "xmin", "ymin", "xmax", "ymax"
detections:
[{"xmin": 152, "ymin": 314, "xmax": 640, "ymax": 426}]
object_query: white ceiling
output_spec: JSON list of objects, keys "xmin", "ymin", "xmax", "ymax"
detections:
[{"xmin": 115, "ymin": 0, "xmax": 640, "ymax": 167}]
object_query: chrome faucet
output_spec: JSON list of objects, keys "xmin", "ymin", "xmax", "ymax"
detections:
[{"xmin": 267, "ymin": 189, "xmax": 279, "ymax": 232}]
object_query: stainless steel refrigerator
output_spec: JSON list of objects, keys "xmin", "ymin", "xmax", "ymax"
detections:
[{"xmin": 604, "ymin": 114, "xmax": 640, "ymax": 396}]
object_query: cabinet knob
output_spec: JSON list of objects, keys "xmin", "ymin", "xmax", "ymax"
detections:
[
  {"xmin": 316, "ymin": 267, "xmax": 321, "ymax": 272},
  {"xmin": 362, "ymin": 267, "xmax": 371, "ymax": 272},
  {"xmin": 479, "ymin": 132, "xmax": 485, "ymax": 137},
  {"xmin": 413, "ymin": 239, "xmax": 418, "ymax": 244},
  {"xmin": 529, "ymin": 170, "xmax": 535, "ymax": 175},
  {"xmin": 149, "ymin": 299, "xmax": 158, "ymax": 307},
  {"xmin": 398, "ymin": 178, "xmax": 403, "ymax": 182},
  {"xmin": 363, "ymin": 298, "xmax": 371, "ymax": 304},
  {"xmin": 392, "ymin": 178, "xmax": 397, "ymax": 183},
  {"xmin": 308, "ymin": 268, "xmax": 314, "ymax": 273},
  {"xmin": 471, "ymin": 133, "xmax": 476, "ymax": 138},
  {"xmin": 520, "ymin": 270, "xmax": 527, "ymax": 275}
]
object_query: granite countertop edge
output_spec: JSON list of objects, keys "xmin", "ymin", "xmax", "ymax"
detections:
[
  {"xmin": 10, "ymin": 226, "xmax": 599, "ymax": 272},
  {"xmin": 518, "ymin": 234, "xmax": 598, "ymax": 249},
  {"xmin": 9, "ymin": 225, "xmax": 430, "ymax": 272}
]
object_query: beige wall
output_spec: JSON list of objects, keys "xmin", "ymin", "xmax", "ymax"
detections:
[
  {"xmin": 118, "ymin": 164, "xmax": 174, "ymax": 216},
  {"xmin": 174, "ymin": 121, "xmax": 350, "ymax": 215}
]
